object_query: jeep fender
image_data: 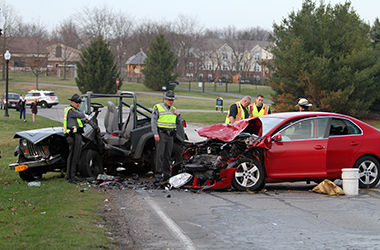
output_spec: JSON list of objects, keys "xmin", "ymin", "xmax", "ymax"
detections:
[{"xmin": 134, "ymin": 132, "xmax": 155, "ymax": 159}]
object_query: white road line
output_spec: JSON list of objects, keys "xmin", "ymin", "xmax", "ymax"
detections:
[{"xmin": 144, "ymin": 194, "xmax": 196, "ymax": 250}]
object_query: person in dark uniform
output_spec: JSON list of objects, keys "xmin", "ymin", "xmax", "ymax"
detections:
[
  {"xmin": 64, "ymin": 94, "xmax": 86, "ymax": 184},
  {"xmin": 151, "ymin": 90, "xmax": 179, "ymax": 184}
]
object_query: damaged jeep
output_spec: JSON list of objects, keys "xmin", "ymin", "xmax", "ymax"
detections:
[
  {"xmin": 170, "ymin": 112, "xmax": 380, "ymax": 191},
  {"xmin": 9, "ymin": 91, "xmax": 188, "ymax": 181}
]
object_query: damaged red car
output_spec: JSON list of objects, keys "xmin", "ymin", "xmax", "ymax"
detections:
[{"xmin": 171, "ymin": 112, "xmax": 380, "ymax": 191}]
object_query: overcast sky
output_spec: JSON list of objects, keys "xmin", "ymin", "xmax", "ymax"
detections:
[{"xmin": 5, "ymin": 0, "xmax": 380, "ymax": 31}]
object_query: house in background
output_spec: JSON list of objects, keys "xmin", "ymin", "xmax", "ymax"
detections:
[
  {"xmin": 45, "ymin": 42, "xmax": 80, "ymax": 78},
  {"xmin": 177, "ymin": 39, "xmax": 273, "ymax": 84},
  {"xmin": 125, "ymin": 50, "xmax": 146, "ymax": 82},
  {"xmin": 4, "ymin": 37, "xmax": 48, "ymax": 71}
]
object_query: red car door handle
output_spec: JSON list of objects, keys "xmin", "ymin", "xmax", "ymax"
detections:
[
  {"xmin": 314, "ymin": 145, "xmax": 325, "ymax": 150},
  {"xmin": 351, "ymin": 142, "xmax": 359, "ymax": 146}
]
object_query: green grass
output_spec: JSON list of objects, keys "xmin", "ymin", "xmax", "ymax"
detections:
[
  {"xmin": 8, "ymin": 71, "xmax": 76, "ymax": 86},
  {"xmin": 176, "ymin": 80, "xmax": 275, "ymax": 98},
  {"xmin": 2, "ymin": 72, "xmax": 379, "ymax": 127},
  {"xmin": 0, "ymin": 111, "xmax": 110, "ymax": 249}
]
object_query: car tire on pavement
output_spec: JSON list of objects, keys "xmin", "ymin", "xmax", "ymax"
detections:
[
  {"xmin": 79, "ymin": 149, "xmax": 103, "ymax": 177},
  {"xmin": 40, "ymin": 101, "xmax": 48, "ymax": 109},
  {"xmin": 354, "ymin": 155, "xmax": 380, "ymax": 188},
  {"xmin": 231, "ymin": 157, "xmax": 265, "ymax": 191}
]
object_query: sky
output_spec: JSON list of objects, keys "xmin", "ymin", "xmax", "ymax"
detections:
[{"xmin": 4, "ymin": 0, "xmax": 380, "ymax": 31}]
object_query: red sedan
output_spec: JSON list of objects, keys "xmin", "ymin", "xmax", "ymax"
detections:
[{"xmin": 194, "ymin": 112, "xmax": 380, "ymax": 191}]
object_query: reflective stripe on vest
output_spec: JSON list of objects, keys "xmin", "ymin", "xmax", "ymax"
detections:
[
  {"xmin": 251, "ymin": 104, "xmax": 269, "ymax": 117},
  {"xmin": 64, "ymin": 106, "xmax": 83, "ymax": 134},
  {"xmin": 154, "ymin": 103, "xmax": 177, "ymax": 129},
  {"xmin": 225, "ymin": 102, "xmax": 246, "ymax": 123}
]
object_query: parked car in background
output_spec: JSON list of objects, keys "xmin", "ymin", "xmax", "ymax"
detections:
[
  {"xmin": 25, "ymin": 90, "xmax": 59, "ymax": 108},
  {"xmin": 0, "ymin": 92, "xmax": 20, "ymax": 109}
]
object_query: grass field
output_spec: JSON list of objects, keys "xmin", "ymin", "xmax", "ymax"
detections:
[{"xmin": 0, "ymin": 112, "xmax": 110, "ymax": 249}]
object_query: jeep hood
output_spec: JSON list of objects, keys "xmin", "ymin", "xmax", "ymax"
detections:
[
  {"xmin": 197, "ymin": 118, "xmax": 262, "ymax": 142},
  {"xmin": 14, "ymin": 127, "xmax": 64, "ymax": 144}
]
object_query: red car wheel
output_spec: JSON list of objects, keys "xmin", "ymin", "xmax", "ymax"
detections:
[{"xmin": 232, "ymin": 157, "xmax": 265, "ymax": 191}]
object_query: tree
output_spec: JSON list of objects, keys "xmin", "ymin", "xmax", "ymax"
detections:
[
  {"xmin": 267, "ymin": 0, "xmax": 380, "ymax": 117},
  {"xmin": 143, "ymin": 33, "xmax": 178, "ymax": 90},
  {"xmin": 370, "ymin": 18, "xmax": 380, "ymax": 112},
  {"xmin": 76, "ymin": 36, "xmax": 122, "ymax": 94},
  {"xmin": 370, "ymin": 18, "xmax": 380, "ymax": 47}
]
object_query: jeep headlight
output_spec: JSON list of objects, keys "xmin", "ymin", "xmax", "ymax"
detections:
[{"xmin": 20, "ymin": 139, "xmax": 28, "ymax": 148}]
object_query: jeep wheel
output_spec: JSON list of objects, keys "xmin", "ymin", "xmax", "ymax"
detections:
[
  {"xmin": 19, "ymin": 169, "xmax": 42, "ymax": 182},
  {"xmin": 79, "ymin": 149, "xmax": 103, "ymax": 177},
  {"xmin": 40, "ymin": 101, "xmax": 48, "ymax": 108}
]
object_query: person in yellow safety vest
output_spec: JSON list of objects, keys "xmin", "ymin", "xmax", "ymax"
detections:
[
  {"xmin": 151, "ymin": 90, "xmax": 180, "ymax": 185},
  {"xmin": 249, "ymin": 94, "xmax": 271, "ymax": 118},
  {"xmin": 296, "ymin": 98, "xmax": 312, "ymax": 111},
  {"xmin": 64, "ymin": 94, "xmax": 86, "ymax": 184},
  {"xmin": 225, "ymin": 96, "xmax": 252, "ymax": 124}
]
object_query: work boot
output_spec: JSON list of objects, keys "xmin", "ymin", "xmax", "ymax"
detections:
[{"xmin": 68, "ymin": 177, "xmax": 81, "ymax": 184}]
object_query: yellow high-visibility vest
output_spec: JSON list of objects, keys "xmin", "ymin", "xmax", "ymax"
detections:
[
  {"xmin": 154, "ymin": 103, "xmax": 177, "ymax": 129},
  {"xmin": 63, "ymin": 106, "xmax": 83, "ymax": 134},
  {"xmin": 225, "ymin": 102, "xmax": 246, "ymax": 123},
  {"xmin": 250, "ymin": 104, "xmax": 269, "ymax": 117}
]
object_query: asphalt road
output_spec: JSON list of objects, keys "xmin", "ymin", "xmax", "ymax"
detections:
[
  {"xmin": 32, "ymin": 100, "xmax": 380, "ymax": 249},
  {"xmin": 113, "ymin": 183, "xmax": 380, "ymax": 249}
]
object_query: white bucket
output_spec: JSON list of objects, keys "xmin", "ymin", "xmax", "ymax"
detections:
[{"xmin": 341, "ymin": 168, "xmax": 359, "ymax": 195}]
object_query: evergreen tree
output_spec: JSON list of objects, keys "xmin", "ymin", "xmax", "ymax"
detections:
[
  {"xmin": 76, "ymin": 36, "xmax": 122, "ymax": 94},
  {"xmin": 370, "ymin": 18, "xmax": 380, "ymax": 46},
  {"xmin": 143, "ymin": 34, "xmax": 178, "ymax": 91},
  {"xmin": 370, "ymin": 18, "xmax": 380, "ymax": 112},
  {"xmin": 267, "ymin": 0, "xmax": 380, "ymax": 117}
]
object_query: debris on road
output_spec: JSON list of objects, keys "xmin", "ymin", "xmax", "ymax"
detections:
[
  {"xmin": 312, "ymin": 179, "xmax": 344, "ymax": 195},
  {"xmin": 27, "ymin": 181, "xmax": 41, "ymax": 187}
]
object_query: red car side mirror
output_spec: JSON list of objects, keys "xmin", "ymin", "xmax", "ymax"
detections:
[{"xmin": 272, "ymin": 133, "xmax": 282, "ymax": 142}]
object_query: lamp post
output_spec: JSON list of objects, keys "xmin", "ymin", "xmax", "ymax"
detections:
[{"xmin": 4, "ymin": 50, "xmax": 11, "ymax": 117}]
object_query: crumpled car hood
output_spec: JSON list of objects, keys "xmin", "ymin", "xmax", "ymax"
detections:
[
  {"xmin": 14, "ymin": 127, "xmax": 64, "ymax": 144},
  {"xmin": 197, "ymin": 118, "xmax": 262, "ymax": 142}
]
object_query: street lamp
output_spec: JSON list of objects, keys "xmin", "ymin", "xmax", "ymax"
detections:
[{"xmin": 4, "ymin": 50, "xmax": 11, "ymax": 117}]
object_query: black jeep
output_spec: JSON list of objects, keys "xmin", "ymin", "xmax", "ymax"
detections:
[{"xmin": 9, "ymin": 91, "xmax": 188, "ymax": 181}]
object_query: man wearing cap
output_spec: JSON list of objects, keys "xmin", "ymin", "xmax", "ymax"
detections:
[
  {"xmin": 151, "ymin": 90, "xmax": 180, "ymax": 184},
  {"xmin": 64, "ymin": 94, "xmax": 86, "ymax": 183},
  {"xmin": 296, "ymin": 98, "xmax": 312, "ymax": 111}
]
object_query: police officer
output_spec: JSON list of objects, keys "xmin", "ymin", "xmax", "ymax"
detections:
[
  {"xmin": 249, "ymin": 94, "xmax": 271, "ymax": 117},
  {"xmin": 64, "ymin": 94, "xmax": 86, "ymax": 184},
  {"xmin": 151, "ymin": 90, "xmax": 179, "ymax": 184},
  {"xmin": 225, "ymin": 96, "xmax": 251, "ymax": 124},
  {"xmin": 296, "ymin": 98, "xmax": 312, "ymax": 111}
]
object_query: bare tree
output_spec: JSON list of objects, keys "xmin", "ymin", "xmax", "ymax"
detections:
[
  {"xmin": 109, "ymin": 14, "xmax": 134, "ymax": 74},
  {"xmin": 53, "ymin": 19, "xmax": 82, "ymax": 49},
  {"xmin": 129, "ymin": 21, "xmax": 161, "ymax": 53},
  {"xmin": 0, "ymin": 1, "xmax": 22, "ymax": 79},
  {"xmin": 74, "ymin": 6, "xmax": 118, "ymax": 41},
  {"xmin": 17, "ymin": 21, "xmax": 49, "ymax": 88},
  {"xmin": 170, "ymin": 15, "xmax": 203, "ymax": 82}
]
